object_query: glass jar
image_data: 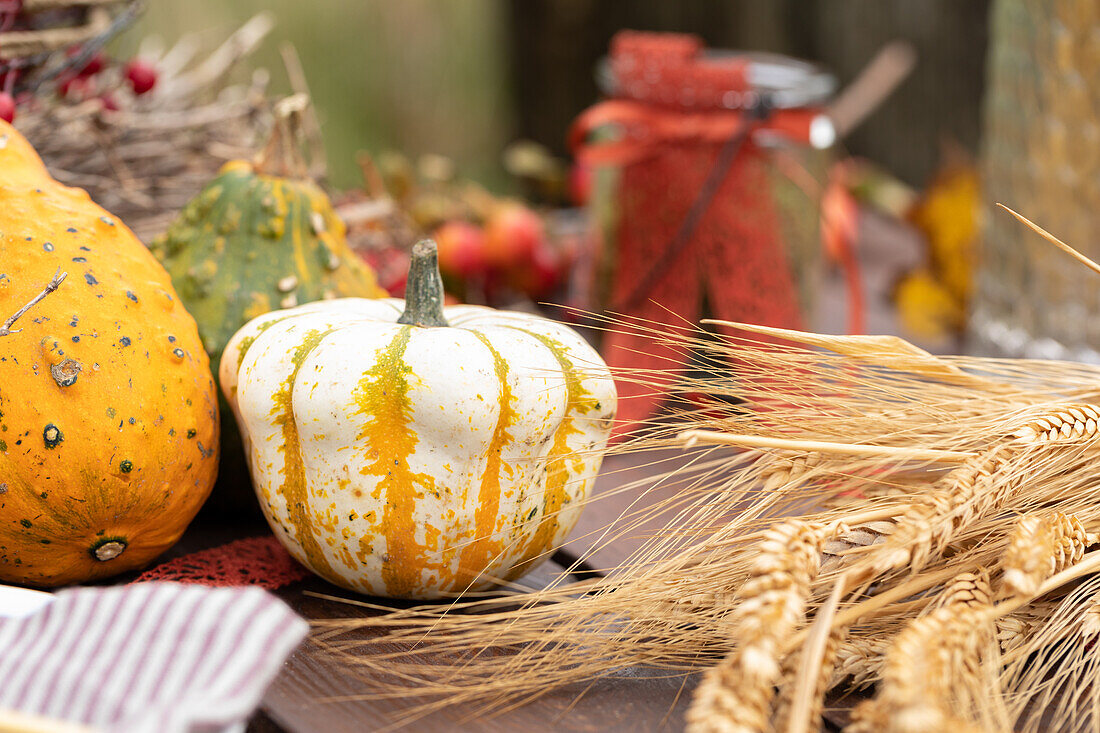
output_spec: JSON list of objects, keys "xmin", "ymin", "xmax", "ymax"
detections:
[{"xmin": 570, "ymin": 31, "xmax": 836, "ymax": 431}]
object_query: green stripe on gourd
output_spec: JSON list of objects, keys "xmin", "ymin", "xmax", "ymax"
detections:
[{"xmin": 149, "ymin": 114, "xmax": 387, "ymax": 505}]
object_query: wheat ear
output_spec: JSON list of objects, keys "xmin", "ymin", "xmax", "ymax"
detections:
[
  {"xmin": 1002, "ymin": 511, "xmax": 1095, "ymax": 598},
  {"xmin": 862, "ymin": 445, "xmax": 1015, "ymax": 579},
  {"xmin": 685, "ymin": 520, "xmax": 824, "ymax": 733},
  {"xmin": 847, "ymin": 571, "xmax": 995, "ymax": 733},
  {"xmin": 844, "ymin": 610, "xmax": 989, "ymax": 733},
  {"xmin": 830, "ymin": 572, "xmax": 996, "ymax": 694},
  {"xmin": 829, "ymin": 635, "xmax": 889, "ymax": 691},
  {"xmin": 820, "ymin": 520, "xmax": 893, "ymax": 575},
  {"xmin": 1012, "ymin": 403, "xmax": 1100, "ymax": 443},
  {"xmin": 1001, "ymin": 515, "xmax": 1055, "ymax": 599},
  {"xmin": 853, "ymin": 405, "xmax": 1100, "ymax": 583},
  {"xmin": 761, "ymin": 453, "xmax": 822, "ymax": 491},
  {"xmin": 995, "ymin": 603, "xmax": 1060, "ymax": 655},
  {"xmin": 933, "ymin": 568, "xmax": 994, "ymax": 610}
]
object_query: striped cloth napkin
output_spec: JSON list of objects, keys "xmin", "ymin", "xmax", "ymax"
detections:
[{"xmin": 0, "ymin": 582, "xmax": 308, "ymax": 733}]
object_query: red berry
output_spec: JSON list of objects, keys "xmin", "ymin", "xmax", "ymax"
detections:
[
  {"xmin": 68, "ymin": 48, "xmax": 106, "ymax": 77},
  {"xmin": 125, "ymin": 59, "xmax": 157, "ymax": 95},
  {"xmin": 0, "ymin": 92, "xmax": 15, "ymax": 123},
  {"xmin": 80, "ymin": 51, "xmax": 106, "ymax": 78},
  {"xmin": 58, "ymin": 75, "xmax": 91, "ymax": 99}
]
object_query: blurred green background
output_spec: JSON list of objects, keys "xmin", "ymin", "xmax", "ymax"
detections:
[
  {"xmin": 132, "ymin": 0, "xmax": 990, "ymax": 193},
  {"xmin": 135, "ymin": 0, "xmax": 514, "ymax": 190}
]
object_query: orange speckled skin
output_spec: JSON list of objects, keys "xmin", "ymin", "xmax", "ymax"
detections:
[{"xmin": 0, "ymin": 121, "xmax": 219, "ymax": 587}]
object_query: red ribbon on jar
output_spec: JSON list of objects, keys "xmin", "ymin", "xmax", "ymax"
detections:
[{"xmin": 570, "ymin": 100, "xmax": 830, "ymax": 168}]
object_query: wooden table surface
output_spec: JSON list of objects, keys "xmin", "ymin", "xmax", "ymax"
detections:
[{"xmin": 186, "ymin": 449, "xmax": 712, "ymax": 733}]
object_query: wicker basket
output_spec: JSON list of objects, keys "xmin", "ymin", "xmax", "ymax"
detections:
[
  {"xmin": 0, "ymin": 1, "xmax": 120, "ymax": 58},
  {"xmin": 7, "ymin": 12, "xmax": 276, "ymax": 242},
  {"xmin": 0, "ymin": 1, "xmax": 138, "ymax": 95}
]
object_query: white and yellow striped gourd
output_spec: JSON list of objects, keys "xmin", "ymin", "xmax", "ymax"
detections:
[{"xmin": 220, "ymin": 241, "xmax": 616, "ymax": 598}]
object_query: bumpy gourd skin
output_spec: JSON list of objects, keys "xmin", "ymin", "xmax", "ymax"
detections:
[
  {"xmin": 149, "ymin": 161, "xmax": 386, "ymax": 497},
  {"xmin": 151, "ymin": 161, "xmax": 386, "ymax": 378},
  {"xmin": 0, "ymin": 120, "xmax": 219, "ymax": 587}
]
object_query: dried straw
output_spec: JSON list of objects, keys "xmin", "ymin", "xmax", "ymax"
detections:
[
  {"xmin": 310, "ymin": 240, "xmax": 1100, "ymax": 730},
  {"xmin": 14, "ymin": 14, "xmax": 276, "ymax": 242}
]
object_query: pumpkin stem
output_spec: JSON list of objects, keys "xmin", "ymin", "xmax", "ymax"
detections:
[
  {"xmin": 398, "ymin": 240, "xmax": 449, "ymax": 328},
  {"xmin": 0, "ymin": 268, "xmax": 67, "ymax": 338},
  {"xmin": 254, "ymin": 94, "xmax": 311, "ymax": 179}
]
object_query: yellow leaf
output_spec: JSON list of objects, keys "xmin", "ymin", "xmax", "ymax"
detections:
[
  {"xmin": 908, "ymin": 164, "xmax": 980, "ymax": 305},
  {"xmin": 894, "ymin": 269, "xmax": 965, "ymax": 341}
]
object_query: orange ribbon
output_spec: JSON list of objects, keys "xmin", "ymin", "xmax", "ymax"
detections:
[{"xmin": 568, "ymin": 99, "xmax": 825, "ymax": 166}]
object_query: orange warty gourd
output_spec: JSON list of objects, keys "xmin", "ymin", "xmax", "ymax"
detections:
[{"xmin": 0, "ymin": 120, "xmax": 219, "ymax": 587}]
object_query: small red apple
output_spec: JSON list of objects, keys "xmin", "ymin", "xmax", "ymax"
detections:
[
  {"xmin": 433, "ymin": 220, "xmax": 487, "ymax": 278},
  {"xmin": 509, "ymin": 243, "xmax": 561, "ymax": 300},
  {"xmin": 0, "ymin": 92, "xmax": 14, "ymax": 123},
  {"xmin": 124, "ymin": 58, "xmax": 157, "ymax": 95},
  {"xmin": 483, "ymin": 202, "xmax": 545, "ymax": 271}
]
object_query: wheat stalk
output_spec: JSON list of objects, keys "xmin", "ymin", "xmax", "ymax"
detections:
[
  {"xmin": 857, "ymin": 445, "xmax": 1017, "ymax": 580},
  {"xmin": 680, "ymin": 430, "xmax": 976, "ymax": 464},
  {"xmin": 310, "ymin": 318, "xmax": 1100, "ymax": 730},
  {"xmin": 685, "ymin": 520, "xmax": 825, "ymax": 733},
  {"xmin": 774, "ymin": 628, "xmax": 843, "ymax": 732}
]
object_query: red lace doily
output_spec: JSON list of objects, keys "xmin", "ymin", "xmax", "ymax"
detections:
[{"xmin": 136, "ymin": 536, "xmax": 311, "ymax": 589}]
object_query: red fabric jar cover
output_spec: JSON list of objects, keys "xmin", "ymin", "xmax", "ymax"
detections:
[{"xmin": 571, "ymin": 31, "xmax": 830, "ymax": 437}]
